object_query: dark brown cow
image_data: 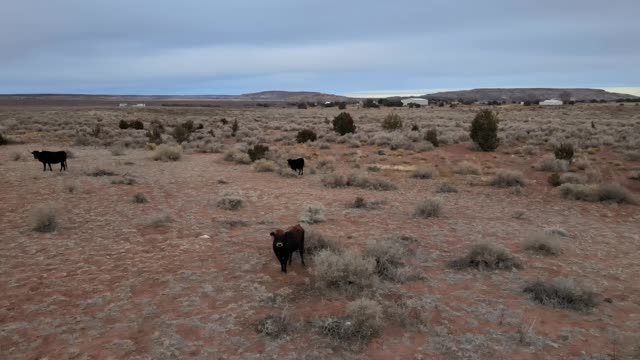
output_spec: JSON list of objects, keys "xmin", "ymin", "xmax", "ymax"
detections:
[
  {"xmin": 32, "ymin": 150, "xmax": 67, "ymax": 171},
  {"xmin": 270, "ymin": 224, "xmax": 305, "ymax": 273}
]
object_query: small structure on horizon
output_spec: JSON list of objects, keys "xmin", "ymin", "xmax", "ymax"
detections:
[
  {"xmin": 118, "ymin": 103, "xmax": 128, "ymax": 107},
  {"xmin": 132, "ymin": 103, "xmax": 146, "ymax": 108},
  {"xmin": 401, "ymin": 98, "xmax": 429, "ymax": 106},
  {"xmin": 540, "ymin": 99, "xmax": 563, "ymax": 106}
]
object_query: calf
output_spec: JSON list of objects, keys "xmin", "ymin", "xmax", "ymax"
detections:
[
  {"xmin": 32, "ymin": 150, "xmax": 67, "ymax": 171},
  {"xmin": 270, "ymin": 224, "xmax": 305, "ymax": 273},
  {"xmin": 287, "ymin": 158, "xmax": 304, "ymax": 175}
]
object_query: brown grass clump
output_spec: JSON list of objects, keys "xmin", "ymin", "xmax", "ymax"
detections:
[
  {"xmin": 491, "ymin": 170, "xmax": 526, "ymax": 188},
  {"xmin": 30, "ymin": 203, "xmax": 60, "ymax": 232},
  {"xmin": 216, "ymin": 195, "xmax": 244, "ymax": 211},
  {"xmin": 536, "ymin": 157, "xmax": 569, "ymax": 172},
  {"xmin": 523, "ymin": 278, "xmax": 599, "ymax": 311},
  {"xmin": 449, "ymin": 243, "xmax": 523, "ymax": 271},
  {"xmin": 255, "ymin": 314, "xmax": 289, "ymax": 338},
  {"xmin": 152, "ymin": 144, "xmax": 182, "ymax": 162},
  {"xmin": 559, "ymin": 183, "xmax": 637, "ymax": 204},
  {"xmin": 312, "ymin": 249, "xmax": 376, "ymax": 293},
  {"xmin": 315, "ymin": 298, "xmax": 383, "ymax": 345},
  {"xmin": 454, "ymin": 161, "xmax": 481, "ymax": 175},
  {"xmin": 436, "ymin": 182, "xmax": 458, "ymax": 193},
  {"xmin": 363, "ymin": 240, "xmax": 408, "ymax": 282},
  {"xmin": 524, "ymin": 232, "xmax": 562, "ymax": 256},
  {"xmin": 410, "ymin": 167, "xmax": 438, "ymax": 179},
  {"xmin": 322, "ymin": 173, "xmax": 397, "ymax": 191},
  {"xmin": 299, "ymin": 203, "xmax": 326, "ymax": 224},
  {"xmin": 305, "ymin": 231, "xmax": 340, "ymax": 256},
  {"xmin": 146, "ymin": 213, "xmax": 173, "ymax": 227},
  {"xmin": 252, "ymin": 159, "xmax": 277, "ymax": 172},
  {"xmin": 223, "ymin": 149, "xmax": 251, "ymax": 164},
  {"xmin": 413, "ymin": 198, "xmax": 443, "ymax": 218},
  {"xmin": 133, "ymin": 193, "xmax": 148, "ymax": 204}
]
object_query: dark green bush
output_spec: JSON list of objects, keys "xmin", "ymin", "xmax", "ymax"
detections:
[
  {"xmin": 332, "ymin": 112, "xmax": 356, "ymax": 135},
  {"xmin": 548, "ymin": 173, "xmax": 561, "ymax": 187},
  {"xmin": 363, "ymin": 99, "xmax": 380, "ymax": 109},
  {"xmin": 554, "ymin": 143, "xmax": 575, "ymax": 163},
  {"xmin": 297, "ymin": 103, "xmax": 308, "ymax": 109},
  {"xmin": 296, "ymin": 129, "xmax": 317, "ymax": 143},
  {"xmin": 248, "ymin": 144, "xmax": 269, "ymax": 162},
  {"xmin": 338, "ymin": 102, "xmax": 347, "ymax": 110},
  {"xmin": 411, "ymin": 124, "xmax": 419, "ymax": 131},
  {"xmin": 425, "ymin": 128, "xmax": 439, "ymax": 147},
  {"xmin": 146, "ymin": 126, "xmax": 163, "ymax": 145},
  {"xmin": 470, "ymin": 109, "xmax": 499, "ymax": 151},
  {"xmin": 0, "ymin": 133, "xmax": 9, "ymax": 146},
  {"xmin": 118, "ymin": 120, "xmax": 130, "ymax": 129},
  {"xmin": 131, "ymin": 120, "xmax": 144, "ymax": 130},
  {"xmin": 171, "ymin": 125, "xmax": 191, "ymax": 144}
]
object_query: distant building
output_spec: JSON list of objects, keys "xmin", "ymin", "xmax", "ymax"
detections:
[
  {"xmin": 132, "ymin": 103, "xmax": 146, "ymax": 108},
  {"xmin": 401, "ymin": 98, "xmax": 429, "ymax": 106},
  {"xmin": 118, "ymin": 103, "xmax": 128, "ymax": 107},
  {"xmin": 540, "ymin": 99, "xmax": 563, "ymax": 106}
]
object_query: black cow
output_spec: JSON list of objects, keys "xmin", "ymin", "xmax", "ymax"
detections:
[
  {"xmin": 270, "ymin": 224, "xmax": 305, "ymax": 273},
  {"xmin": 32, "ymin": 151, "xmax": 67, "ymax": 171},
  {"xmin": 287, "ymin": 158, "xmax": 304, "ymax": 175}
]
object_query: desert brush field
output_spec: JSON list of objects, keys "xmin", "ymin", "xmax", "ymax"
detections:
[{"xmin": 1, "ymin": 102, "xmax": 639, "ymax": 359}]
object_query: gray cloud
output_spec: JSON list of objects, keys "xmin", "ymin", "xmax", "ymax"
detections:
[{"xmin": 1, "ymin": 0, "xmax": 639, "ymax": 94}]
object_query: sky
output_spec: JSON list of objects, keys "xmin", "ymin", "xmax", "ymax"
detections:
[{"xmin": 1, "ymin": 0, "xmax": 639, "ymax": 96}]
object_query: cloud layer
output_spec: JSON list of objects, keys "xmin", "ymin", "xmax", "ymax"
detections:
[{"xmin": 1, "ymin": 0, "xmax": 639, "ymax": 94}]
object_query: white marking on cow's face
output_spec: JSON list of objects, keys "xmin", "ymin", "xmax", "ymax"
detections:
[{"xmin": 276, "ymin": 242, "xmax": 284, "ymax": 247}]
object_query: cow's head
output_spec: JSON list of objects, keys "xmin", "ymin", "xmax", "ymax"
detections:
[
  {"xmin": 270, "ymin": 230, "xmax": 285, "ymax": 248},
  {"xmin": 31, "ymin": 151, "xmax": 40, "ymax": 159}
]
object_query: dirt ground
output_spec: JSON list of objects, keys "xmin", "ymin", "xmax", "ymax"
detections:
[{"xmin": 1, "ymin": 103, "xmax": 639, "ymax": 359}]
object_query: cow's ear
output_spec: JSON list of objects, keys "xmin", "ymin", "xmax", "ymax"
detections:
[{"xmin": 269, "ymin": 232, "xmax": 275, "ymax": 237}]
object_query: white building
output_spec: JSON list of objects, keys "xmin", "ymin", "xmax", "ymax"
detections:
[
  {"xmin": 540, "ymin": 99, "xmax": 563, "ymax": 106},
  {"xmin": 132, "ymin": 103, "xmax": 146, "ymax": 108},
  {"xmin": 401, "ymin": 98, "xmax": 429, "ymax": 106},
  {"xmin": 118, "ymin": 103, "xmax": 128, "ymax": 107}
]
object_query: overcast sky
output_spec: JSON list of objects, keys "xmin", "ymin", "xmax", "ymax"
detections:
[{"xmin": 1, "ymin": 0, "xmax": 639, "ymax": 96}]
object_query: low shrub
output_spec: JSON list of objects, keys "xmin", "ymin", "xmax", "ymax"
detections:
[
  {"xmin": 523, "ymin": 279, "xmax": 598, "ymax": 311},
  {"xmin": 411, "ymin": 167, "xmax": 438, "ymax": 180},
  {"xmin": 491, "ymin": 170, "xmax": 526, "ymax": 188},
  {"xmin": 223, "ymin": 150, "xmax": 252, "ymax": 164},
  {"xmin": 146, "ymin": 213, "xmax": 173, "ymax": 227},
  {"xmin": 470, "ymin": 109, "xmax": 499, "ymax": 151},
  {"xmin": 425, "ymin": 128, "xmax": 439, "ymax": 147},
  {"xmin": 414, "ymin": 198, "xmax": 442, "ymax": 218},
  {"xmin": 255, "ymin": 314, "xmax": 289, "ymax": 338},
  {"xmin": 311, "ymin": 249, "xmax": 376, "ymax": 293},
  {"xmin": 247, "ymin": 144, "xmax": 269, "ymax": 162},
  {"xmin": 554, "ymin": 143, "xmax": 575, "ymax": 163},
  {"xmin": 315, "ymin": 298, "xmax": 383, "ymax": 345},
  {"xmin": 363, "ymin": 240, "xmax": 408, "ymax": 282},
  {"xmin": 436, "ymin": 182, "xmax": 458, "ymax": 193},
  {"xmin": 305, "ymin": 231, "xmax": 339, "ymax": 256},
  {"xmin": 299, "ymin": 204, "xmax": 326, "ymax": 224},
  {"xmin": 152, "ymin": 145, "xmax": 182, "ymax": 162},
  {"xmin": 133, "ymin": 193, "xmax": 148, "ymax": 204},
  {"xmin": 321, "ymin": 173, "xmax": 397, "ymax": 191},
  {"xmin": 524, "ymin": 231, "xmax": 562, "ymax": 256},
  {"xmin": 216, "ymin": 195, "xmax": 244, "ymax": 211},
  {"xmin": 454, "ymin": 161, "xmax": 481, "ymax": 175},
  {"xmin": 449, "ymin": 243, "xmax": 523, "ymax": 271},
  {"xmin": 252, "ymin": 159, "xmax": 277, "ymax": 172},
  {"xmin": 537, "ymin": 157, "xmax": 569, "ymax": 172},
  {"xmin": 559, "ymin": 183, "xmax": 637, "ymax": 204},
  {"xmin": 296, "ymin": 129, "xmax": 317, "ymax": 143},
  {"xmin": 381, "ymin": 113, "xmax": 402, "ymax": 131},
  {"xmin": 30, "ymin": 203, "xmax": 59, "ymax": 232}
]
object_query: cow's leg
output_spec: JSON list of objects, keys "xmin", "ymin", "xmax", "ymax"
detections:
[
  {"xmin": 288, "ymin": 252, "xmax": 293, "ymax": 266},
  {"xmin": 42, "ymin": 162, "xmax": 46, "ymax": 171},
  {"xmin": 281, "ymin": 260, "xmax": 287, "ymax": 273},
  {"xmin": 300, "ymin": 235, "xmax": 305, "ymax": 266},
  {"xmin": 48, "ymin": 163, "xmax": 53, "ymax": 171}
]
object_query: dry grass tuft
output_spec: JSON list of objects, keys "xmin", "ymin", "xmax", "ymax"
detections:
[
  {"xmin": 414, "ymin": 197, "xmax": 443, "ymax": 218},
  {"xmin": 30, "ymin": 203, "xmax": 60, "ymax": 232},
  {"xmin": 305, "ymin": 231, "xmax": 340, "ymax": 256},
  {"xmin": 299, "ymin": 203, "xmax": 326, "ymax": 224},
  {"xmin": 152, "ymin": 145, "xmax": 182, "ymax": 162},
  {"xmin": 255, "ymin": 314, "xmax": 289, "ymax": 338},
  {"xmin": 133, "ymin": 193, "xmax": 148, "ymax": 204},
  {"xmin": 491, "ymin": 170, "xmax": 526, "ymax": 188},
  {"xmin": 322, "ymin": 173, "xmax": 397, "ymax": 191},
  {"xmin": 252, "ymin": 159, "xmax": 277, "ymax": 172},
  {"xmin": 523, "ymin": 278, "xmax": 599, "ymax": 311},
  {"xmin": 454, "ymin": 161, "xmax": 481, "ymax": 175},
  {"xmin": 315, "ymin": 298, "xmax": 383, "ymax": 345},
  {"xmin": 312, "ymin": 249, "xmax": 376, "ymax": 293},
  {"xmin": 146, "ymin": 213, "xmax": 173, "ymax": 227},
  {"xmin": 411, "ymin": 167, "xmax": 438, "ymax": 179},
  {"xmin": 524, "ymin": 231, "xmax": 562, "ymax": 256},
  {"xmin": 559, "ymin": 183, "xmax": 637, "ymax": 204},
  {"xmin": 363, "ymin": 240, "xmax": 408, "ymax": 282},
  {"xmin": 436, "ymin": 182, "xmax": 458, "ymax": 193},
  {"xmin": 449, "ymin": 243, "xmax": 523, "ymax": 271},
  {"xmin": 217, "ymin": 195, "xmax": 244, "ymax": 211}
]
